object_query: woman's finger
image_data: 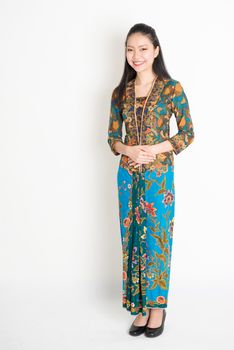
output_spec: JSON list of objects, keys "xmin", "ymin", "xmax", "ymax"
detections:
[
  {"xmin": 129, "ymin": 160, "xmax": 154, "ymax": 166},
  {"xmin": 129, "ymin": 158, "xmax": 155, "ymax": 167},
  {"xmin": 140, "ymin": 153, "xmax": 156, "ymax": 158}
]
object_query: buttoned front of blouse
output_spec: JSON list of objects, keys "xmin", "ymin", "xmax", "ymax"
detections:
[{"xmin": 107, "ymin": 77, "xmax": 195, "ymax": 175}]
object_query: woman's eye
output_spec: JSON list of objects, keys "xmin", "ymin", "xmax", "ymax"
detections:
[{"xmin": 126, "ymin": 48, "xmax": 147, "ymax": 52}]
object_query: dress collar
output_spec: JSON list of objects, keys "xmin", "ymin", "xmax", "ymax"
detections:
[{"xmin": 125, "ymin": 77, "xmax": 168, "ymax": 111}]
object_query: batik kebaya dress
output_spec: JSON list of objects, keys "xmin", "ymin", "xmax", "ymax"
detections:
[{"xmin": 107, "ymin": 77, "xmax": 195, "ymax": 316}]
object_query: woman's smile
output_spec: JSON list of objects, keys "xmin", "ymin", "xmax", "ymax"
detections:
[{"xmin": 133, "ymin": 61, "xmax": 145, "ymax": 67}]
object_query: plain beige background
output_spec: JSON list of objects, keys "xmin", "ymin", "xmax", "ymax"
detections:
[{"xmin": 0, "ymin": 0, "xmax": 233, "ymax": 349}]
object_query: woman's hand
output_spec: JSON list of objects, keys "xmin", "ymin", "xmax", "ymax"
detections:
[{"xmin": 126, "ymin": 145, "xmax": 159, "ymax": 168}]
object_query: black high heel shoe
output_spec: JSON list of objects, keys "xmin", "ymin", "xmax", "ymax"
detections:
[
  {"xmin": 144, "ymin": 309, "xmax": 166, "ymax": 337},
  {"xmin": 129, "ymin": 312, "xmax": 150, "ymax": 336}
]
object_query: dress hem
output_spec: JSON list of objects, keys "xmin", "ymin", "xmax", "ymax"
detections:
[{"xmin": 122, "ymin": 303, "xmax": 167, "ymax": 315}]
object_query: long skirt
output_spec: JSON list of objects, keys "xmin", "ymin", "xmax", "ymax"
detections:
[{"xmin": 117, "ymin": 164, "xmax": 175, "ymax": 316}]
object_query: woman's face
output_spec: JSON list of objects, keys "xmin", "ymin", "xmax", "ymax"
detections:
[{"xmin": 126, "ymin": 32, "xmax": 159, "ymax": 73}]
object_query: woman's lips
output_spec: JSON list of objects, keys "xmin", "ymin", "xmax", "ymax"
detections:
[{"xmin": 133, "ymin": 62, "xmax": 144, "ymax": 67}]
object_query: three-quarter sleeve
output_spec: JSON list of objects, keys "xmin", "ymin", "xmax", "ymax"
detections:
[
  {"xmin": 107, "ymin": 87, "xmax": 123, "ymax": 156},
  {"xmin": 168, "ymin": 81, "xmax": 195, "ymax": 155}
]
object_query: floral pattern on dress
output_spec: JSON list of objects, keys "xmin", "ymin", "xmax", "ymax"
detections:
[
  {"xmin": 117, "ymin": 164, "xmax": 175, "ymax": 315},
  {"xmin": 108, "ymin": 77, "xmax": 194, "ymax": 315}
]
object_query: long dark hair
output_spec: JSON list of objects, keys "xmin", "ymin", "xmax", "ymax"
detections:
[{"xmin": 116, "ymin": 23, "xmax": 172, "ymax": 108}]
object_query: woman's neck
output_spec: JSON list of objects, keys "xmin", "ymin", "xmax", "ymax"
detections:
[{"xmin": 135, "ymin": 71, "xmax": 157, "ymax": 86}]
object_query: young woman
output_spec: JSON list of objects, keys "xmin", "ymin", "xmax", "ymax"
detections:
[{"xmin": 107, "ymin": 23, "xmax": 195, "ymax": 337}]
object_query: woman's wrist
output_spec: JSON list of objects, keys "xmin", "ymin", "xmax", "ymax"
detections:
[
  {"xmin": 151, "ymin": 141, "xmax": 173, "ymax": 154},
  {"xmin": 123, "ymin": 145, "xmax": 131, "ymax": 157},
  {"xmin": 113, "ymin": 142, "xmax": 130, "ymax": 156}
]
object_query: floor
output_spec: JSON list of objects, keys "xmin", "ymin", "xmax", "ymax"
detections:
[{"xmin": 0, "ymin": 279, "xmax": 233, "ymax": 350}]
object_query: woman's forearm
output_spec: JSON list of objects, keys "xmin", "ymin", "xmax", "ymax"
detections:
[
  {"xmin": 151, "ymin": 140, "xmax": 173, "ymax": 154},
  {"xmin": 113, "ymin": 141, "xmax": 130, "ymax": 156}
]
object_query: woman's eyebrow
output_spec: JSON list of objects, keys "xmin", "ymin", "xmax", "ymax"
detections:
[{"xmin": 127, "ymin": 44, "xmax": 148, "ymax": 48}]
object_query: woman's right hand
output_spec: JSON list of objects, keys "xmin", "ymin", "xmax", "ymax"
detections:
[{"xmin": 126, "ymin": 145, "xmax": 156, "ymax": 165}]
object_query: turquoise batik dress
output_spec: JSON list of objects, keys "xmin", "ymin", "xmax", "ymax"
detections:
[{"xmin": 107, "ymin": 77, "xmax": 195, "ymax": 315}]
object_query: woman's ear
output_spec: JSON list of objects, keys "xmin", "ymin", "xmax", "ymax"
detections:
[{"xmin": 155, "ymin": 45, "xmax": 160, "ymax": 58}]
